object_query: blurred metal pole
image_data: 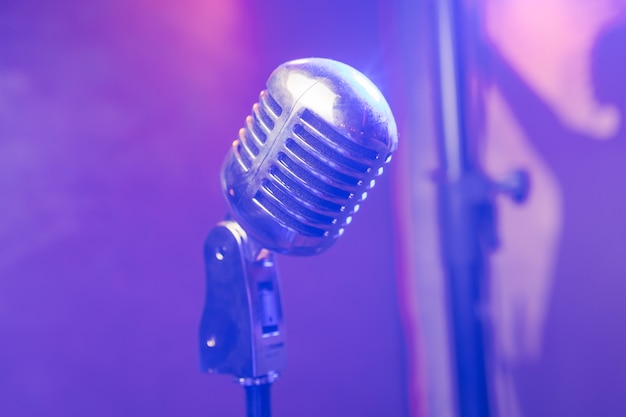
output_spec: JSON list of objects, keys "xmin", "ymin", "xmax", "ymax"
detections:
[{"xmin": 433, "ymin": 0, "xmax": 491, "ymax": 416}]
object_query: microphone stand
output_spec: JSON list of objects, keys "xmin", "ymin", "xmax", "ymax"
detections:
[
  {"xmin": 432, "ymin": 1, "xmax": 529, "ymax": 417},
  {"xmin": 199, "ymin": 220, "xmax": 286, "ymax": 417},
  {"xmin": 244, "ymin": 383, "xmax": 272, "ymax": 417}
]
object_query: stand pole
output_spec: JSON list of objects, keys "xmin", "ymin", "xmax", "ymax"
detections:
[
  {"xmin": 244, "ymin": 383, "xmax": 272, "ymax": 417},
  {"xmin": 433, "ymin": 0, "xmax": 491, "ymax": 416},
  {"xmin": 199, "ymin": 221, "xmax": 286, "ymax": 417}
]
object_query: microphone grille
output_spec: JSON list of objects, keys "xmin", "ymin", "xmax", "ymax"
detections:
[
  {"xmin": 222, "ymin": 58, "xmax": 398, "ymax": 256},
  {"xmin": 235, "ymin": 90, "xmax": 283, "ymax": 170},
  {"xmin": 254, "ymin": 108, "xmax": 386, "ymax": 238}
]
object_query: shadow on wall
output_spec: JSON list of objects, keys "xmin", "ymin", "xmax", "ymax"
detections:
[{"xmin": 483, "ymin": 2, "xmax": 626, "ymax": 416}]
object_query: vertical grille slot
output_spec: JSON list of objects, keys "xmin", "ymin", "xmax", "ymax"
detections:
[
  {"xmin": 239, "ymin": 127, "xmax": 259, "ymax": 156},
  {"xmin": 250, "ymin": 113, "xmax": 267, "ymax": 144},
  {"xmin": 253, "ymin": 191, "xmax": 326, "ymax": 237},
  {"xmin": 262, "ymin": 91, "xmax": 283, "ymax": 117},
  {"xmin": 235, "ymin": 141, "xmax": 252, "ymax": 170},
  {"xmin": 277, "ymin": 152, "xmax": 351, "ymax": 200},
  {"xmin": 285, "ymin": 139, "xmax": 360, "ymax": 186},
  {"xmin": 256, "ymin": 103, "xmax": 275, "ymax": 131},
  {"xmin": 300, "ymin": 109, "xmax": 380, "ymax": 161},
  {"xmin": 268, "ymin": 165, "xmax": 344, "ymax": 213},
  {"xmin": 261, "ymin": 179, "xmax": 335, "ymax": 225},
  {"xmin": 292, "ymin": 123, "xmax": 369, "ymax": 173}
]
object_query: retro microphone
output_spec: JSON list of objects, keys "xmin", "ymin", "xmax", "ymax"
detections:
[{"xmin": 199, "ymin": 58, "xmax": 398, "ymax": 417}]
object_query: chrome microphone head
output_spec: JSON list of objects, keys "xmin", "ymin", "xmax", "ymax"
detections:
[{"xmin": 221, "ymin": 58, "xmax": 398, "ymax": 256}]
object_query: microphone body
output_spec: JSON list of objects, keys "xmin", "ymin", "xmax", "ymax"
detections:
[
  {"xmin": 200, "ymin": 58, "xmax": 398, "ymax": 383},
  {"xmin": 221, "ymin": 58, "xmax": 398, "ymax": 256}
]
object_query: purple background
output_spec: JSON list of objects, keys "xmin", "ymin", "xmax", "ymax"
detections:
[
  {"xmin": 0, "ymin": 1, "xmax": 408, "ymax": 416},
  {"xmin": 4, "ymin": 1, "xmax": 626, "ymax": 416},
  {"xmin": 488, "ymin": 16, "xmax": 626, "ymax": 417}
]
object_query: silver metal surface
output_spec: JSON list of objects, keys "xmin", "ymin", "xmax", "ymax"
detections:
[
  {"xmin": 221, "ymin": 58, "xmax": 398, "ymax": 255},
  {"xmin": 199, "ymin": 221, "xmax": 286, "ymax": 379},
  {"xmin": 237, "ymin": 371, "xmax": 280, "ymax": 386}
]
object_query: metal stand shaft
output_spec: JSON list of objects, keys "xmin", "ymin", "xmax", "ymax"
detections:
[
  {"xmin": 199, "ymin": 221, "xmax": 286, "ymax": 417},
  {"xmin": 245, "ymin": 383, "xmax": 272, "ymax": 417},
  {"xmin": 433, "ymin": 1, "xmax": 529, "ymax": 416},
  {"xmin": 434, "ymin": 0, "xmax": 491, "ymax": 416}
]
